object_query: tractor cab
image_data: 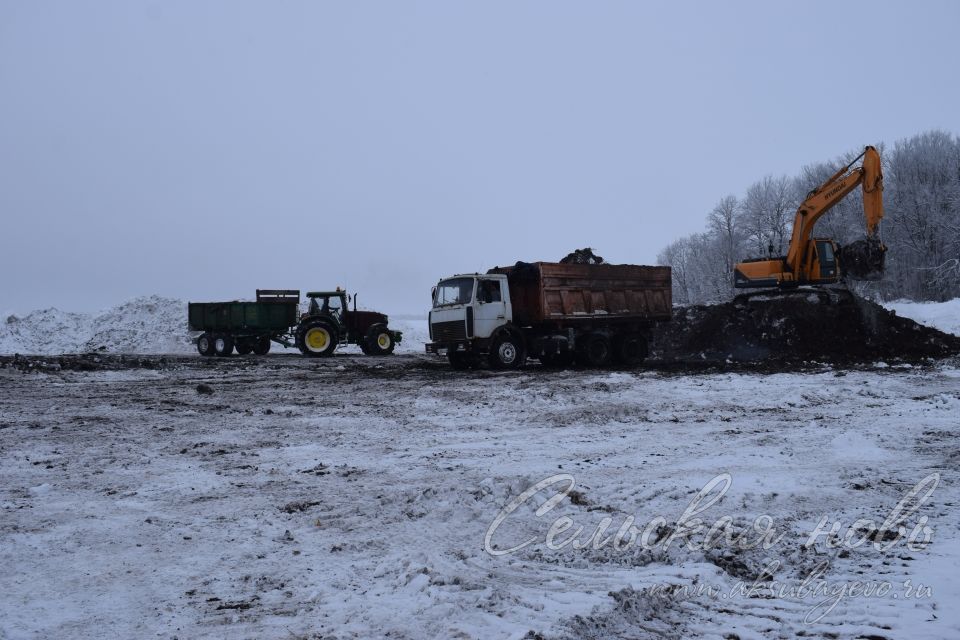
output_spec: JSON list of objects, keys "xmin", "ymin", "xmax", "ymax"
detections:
[{"xmin": 305, "ymin": 290, "xmax": 348, "ymax": 327}]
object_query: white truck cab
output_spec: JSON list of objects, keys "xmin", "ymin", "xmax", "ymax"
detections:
[
  {"xmin": 429, "ymin": 273, "xmax": 512, "ymax": 339},
  {"xmin": 427, "ymin": 273, "xmax": 521, "ymax": 368}
]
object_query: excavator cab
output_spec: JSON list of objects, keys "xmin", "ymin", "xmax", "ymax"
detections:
[{"xmin": 809, "ymin": 239, "xmax": 838, "ymax": 283}]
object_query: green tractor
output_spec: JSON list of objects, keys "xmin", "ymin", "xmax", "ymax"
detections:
[{"xmin": 295, "ymin": 290, "xmax": 401, "ymax": 357}]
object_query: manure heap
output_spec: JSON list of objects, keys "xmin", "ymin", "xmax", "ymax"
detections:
[{"xmin": 652, "ymin": 289, "xmax": 960, "ymax": 364}]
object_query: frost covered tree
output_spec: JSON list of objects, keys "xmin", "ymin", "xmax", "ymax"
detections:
[
  {"xmin": 738, "ymin": 175, "xmax": 794, "ymax": 256},
  {"xmin": 883, "ymin": 131, "xmax": 960, "ymax": 301},
  {"xmin": 657, "ymin": 130, "xmax": 960, "ymax": 304}
]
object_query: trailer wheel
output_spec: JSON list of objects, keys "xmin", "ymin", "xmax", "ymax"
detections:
[
  {"xmin": 579, "ymin": 333, "xmax": 612, "ymax": 367},
  {"xmin": 253, "ymin": 336, "xmax": 271, "ymax": 355},
  {"xmin": 197, "ymin": 333, "xmax": 215, "ymax": 357},
  {"xmin": 488, "ymin": 333, "xmax": 525, "ymax": 370},
  {"xmin": 296, "ymin": 320, "xmax": 337, "ymax": 357},
  {"xmin": 614, "ymin": 334, "xmax": 648, "ymax": 367},
  {"xmin": 365, "ymin": 324, "xmax": 395, "ymax": 356},
  {"xmin": 213, "ymin": 335, "xmax": 235, "ymax": 357},
  {"xmin": 235, "ymin": 340, "xmax": 253, "ymax": 356}
]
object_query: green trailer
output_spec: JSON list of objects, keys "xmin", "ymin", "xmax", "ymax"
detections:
[{"xmin": 188, "ymin": 290, "xmax": 300, "ymax": 356}]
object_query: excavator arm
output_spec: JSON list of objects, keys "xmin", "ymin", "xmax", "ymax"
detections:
[{"xmin": 784, "ymin": 146, "xmax": 884, "ymax": 275}]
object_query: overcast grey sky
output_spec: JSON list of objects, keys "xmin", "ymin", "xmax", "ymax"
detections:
[{"xmin": 2, "ymin": 1, "xmax": 958, "ymax": 315}]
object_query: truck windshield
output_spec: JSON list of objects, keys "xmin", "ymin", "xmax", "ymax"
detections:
[{"xmin": 434, "ymin": 277, "xmax": 474, "ymax": 306}]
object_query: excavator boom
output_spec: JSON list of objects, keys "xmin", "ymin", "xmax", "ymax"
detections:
[{"xmin": 784, "ymin": 146, "xmax": 883, "ymax": 273}]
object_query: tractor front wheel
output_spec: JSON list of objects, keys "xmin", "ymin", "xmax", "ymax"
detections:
[{"xmin": 365, "ymin": 324, "xmax": 396, "ymax": 356}]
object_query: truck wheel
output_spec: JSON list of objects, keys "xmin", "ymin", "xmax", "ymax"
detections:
[
  {"xmin": 448, "ymin": 351, "xmax": 475, "ymax": 370},
  {"xmin": 579, "ymin": 333, "xmax": 612, "ymax": 367},
  {"xmin": 213, "ymin": 335, "xmax": 234, "ymax": 357},
  {"xmin": 235, "ymin": 339, "xmax": 253, "ymax": 355},
  {"xmin": 488, "ymin": 333, "xmax": 525, "ymax": 370},
  {"xmin": 297, "ymin": 320, "xmax": 337, "ymax": 357},
  {"xmin": 615, "ymin": 334, "xmax": 648, "ymax": 367},
  {"xmin": 197, "ymin": 333, "xmax": 215, "ymax": 357},
  {"xmin": 365, "ymin": 324, "xmax": 395, "ymax": 355},
  {"xmin": 253, "ymin": 336, "xmax": 271, "ymax": 355}
]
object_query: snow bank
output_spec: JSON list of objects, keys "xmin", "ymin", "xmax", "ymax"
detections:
[
  {"xmin": 884, "ymin": 298, "xmax": 960, "ymax": 336},
  {"xmin": 0, "ymin": 297, "xmax": 428, "ymax": 355},
  {"xmin": 1, "ymin": 296, "xmax": 193, "ymax": 355}
]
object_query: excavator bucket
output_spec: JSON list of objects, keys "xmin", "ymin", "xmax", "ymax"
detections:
[{"xmin": 839, "ymin": 237, "xmax": 887, "ymax": 281}]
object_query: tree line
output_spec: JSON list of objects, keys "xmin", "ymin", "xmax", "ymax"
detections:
[{"xmin": 657, "ymin": 130, "xmax": 960, "ymax": 304}]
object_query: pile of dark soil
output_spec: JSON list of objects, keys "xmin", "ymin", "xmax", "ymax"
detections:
[
  {"xmin": 651, "ymin": 289, "xmax": 960, "ymax": 364},
  {"xmin": 1, "ymin": 353, "xmax": 171, "ymax": 372}
]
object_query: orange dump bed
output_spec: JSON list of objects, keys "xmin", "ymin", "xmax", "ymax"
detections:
[{"xmin": 489, "ymin": 262, "xmax": 672, "ymax": 327}]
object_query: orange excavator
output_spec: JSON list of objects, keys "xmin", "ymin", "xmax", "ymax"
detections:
[{"xmin": 734, "ymin": 145, "xmax": 886, "ymax": 289}]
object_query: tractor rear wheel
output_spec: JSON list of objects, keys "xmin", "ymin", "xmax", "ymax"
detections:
[
  {"xmin": 213, "ymin": 335, "xmax": 234, "ymax": 357},
  {"xmin": 297, "ymin": 320, "xmax": 337, "ymax": 357},
  {"xmin": 253, "ymin": 336, "xmax": 271, "ymax": 355},
  {"xmin": 197, "ymin": 333, "xmax": 215, "ymax": 357},
  {"xmin": 365, "ymin": 324, "xmax": 396, "ymax": 355}
]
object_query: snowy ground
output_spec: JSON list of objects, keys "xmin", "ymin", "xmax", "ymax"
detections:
[
  {"xmin": 2, "ymin": 354, "xmax": 959, "ymax": 639},
  {"xmin": 883, "ymin": 299, "xmax": 960, "ymax": 337}
]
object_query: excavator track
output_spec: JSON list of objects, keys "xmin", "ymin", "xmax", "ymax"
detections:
[{"xmin": 732, "ymin": 286, "xmax": 851, "ymax": 306}]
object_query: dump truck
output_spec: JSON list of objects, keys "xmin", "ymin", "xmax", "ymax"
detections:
[
  {"xmin": 189, "ymin": 289, "xmax": 401, "ymax": 357},
  {"xmin": 426, "ymin": 262, "xmax": 672, "ymax": 369}
]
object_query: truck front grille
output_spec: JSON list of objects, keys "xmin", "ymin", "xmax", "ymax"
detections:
[{"xmin": 431, "ymin": 320, "xmax": 466, "ymax": 342}]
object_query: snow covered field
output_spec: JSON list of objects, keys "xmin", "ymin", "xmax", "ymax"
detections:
[
  {"xmin": 883, "ymin": 299, "xmax": 960, "ymax": 337},
  {"xmin": 2, "ymin": 354, "xmax": 959, "ymax": 639}
]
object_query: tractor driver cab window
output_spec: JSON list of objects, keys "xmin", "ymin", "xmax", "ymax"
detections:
[
  {"xmin": 326, "ymin": 296, "xmax": 343, "ymax": 320},
  {"xmin": 478, "ymin": 280, "xmax": 502, "ymax": 303}
]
